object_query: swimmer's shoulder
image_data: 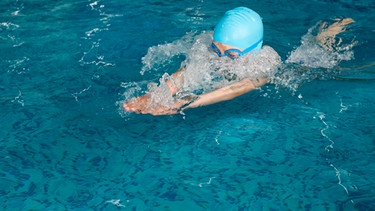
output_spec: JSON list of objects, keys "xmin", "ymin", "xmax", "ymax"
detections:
[
  {"xmin": 258, "ymin": 45, "xmax": 282, "ymax": 70},
  {"xmin": 259, "ymin": 45, "xmax": 281, "ymax": 60},
  {"xmin": 261, "ymin": 45, "xmax": 278, "ymax": 54}
]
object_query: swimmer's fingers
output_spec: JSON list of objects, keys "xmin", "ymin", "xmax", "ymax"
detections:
[
  {"xmin": 123, "ymin": 104, "xmax": 142, "ymax": 114},
  {"xmin": 124, "ymin": 101, "xmax": 175, "ymax": 116},
  {"xmin": 323, "ymin": 18, "xmax": 355, "ymax": 30},
  {"xmin": 316, "ymin": 18, "xmax": 356, "ymax": 52},
  {"xmin": 334, "ymin": 18, "xmax": 355, "ymax": 26},
  {"xmin": 123, "ymin": 105, "xmax": 142, "ymax": 114},
  {"xmin": 123, "ymin": 94, "xmax": 150, "ymax": 113},
  {"xmin": 123, "ymin": 94, "xmax": 187, "ymax": 116},
  {"xmin": 123, "ymin": 100, "xmax": 141, "ymax": 113}
]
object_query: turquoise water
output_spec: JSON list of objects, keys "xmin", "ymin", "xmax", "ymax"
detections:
[{"xmin": 1, "ymin": 0, "xmax": 375, "ymax": 210}]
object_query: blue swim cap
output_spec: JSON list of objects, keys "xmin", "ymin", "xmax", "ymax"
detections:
[{"xmin": 213, "ymin": 7, "xmax": 263, "ymax": 51}]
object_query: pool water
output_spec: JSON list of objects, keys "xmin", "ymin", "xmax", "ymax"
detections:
[{"xmin": 1, "ymin": 0, "xmax": 375, "ymax": 210}]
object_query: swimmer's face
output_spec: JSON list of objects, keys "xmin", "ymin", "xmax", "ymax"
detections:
[{"xmin": 211, "ymin": 41, "xmax": 243, "ymax": 59}]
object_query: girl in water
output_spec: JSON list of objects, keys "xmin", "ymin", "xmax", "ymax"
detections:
[{"xmin": 123, "ymin": 7, "xmax": 355, "ymax": 116}]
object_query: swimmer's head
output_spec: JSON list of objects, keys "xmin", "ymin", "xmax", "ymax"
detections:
[{"xmin": 213, "ymin": 7, "xmax": 263, "ymax": 57}]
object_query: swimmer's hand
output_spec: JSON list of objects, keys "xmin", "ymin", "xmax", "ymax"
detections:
[
  {"xmin": 123, "ymin": 94, "xmax": 150, "ymax": 114},
  {"xmin": 123, "ymin": 94, "xmax": 192, "ymax": 116},
  {"xmin": 316, "ymin": 18, "xmax": 356, "ymax": 52}
]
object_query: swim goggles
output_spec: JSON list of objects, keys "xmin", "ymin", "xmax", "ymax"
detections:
[{"xmin": 211, "ymin": 38, "xmax": 263, "ymax": 59}]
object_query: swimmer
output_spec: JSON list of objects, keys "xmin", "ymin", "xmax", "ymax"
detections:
[{"xmin": 123, "ymin": 7, "xmax": 355, "ymax": 116}]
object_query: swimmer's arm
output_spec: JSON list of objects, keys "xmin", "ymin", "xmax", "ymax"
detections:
[
  {"xmin": 166, "ymin": 68, "xmax": 185, "ymax": 95},
  {"xmin": 123, "ymin": 68, "xmax": 185, "ymax": 114},
  {"xmin": 315, "ymin": 18, "xmax": 355, "ymax": 52},
  {"xmin": 182, "ymin": 77, "xmax": 268, "ymax": 110}
]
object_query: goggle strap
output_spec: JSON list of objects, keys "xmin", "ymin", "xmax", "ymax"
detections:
[
  {"xmin": 212, "ymin": 37, "xmax": 263, "ymax": 58},
  {"xmin": 239, "ymin": 37, "xmax": 263, "ymax": 56}
]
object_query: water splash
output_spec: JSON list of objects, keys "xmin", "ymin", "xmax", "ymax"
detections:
[
  {"xmin": 181, "ymin": 35, "xmax": 281, "ymax": 94},
  {"xmin": 286, "ymin": 22, "xmax": 355, "ymax": 69},
  {"xmin": 141, "ymin": 32, "xmax": 280, "ymax": 90},
  {"xmin": 117, "ymin": 81, "xmax": 145, "ymax": 116},
  {"xmin": 140, "ymin": 32, "xmax": 197, "ymax": 75},
  {"xmin": 271, "ymin": 22, "xmax": 356, "ymax": 92}
]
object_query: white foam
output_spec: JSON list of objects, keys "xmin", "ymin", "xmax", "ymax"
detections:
[
  {"xmin": 271, "ymin": 23, "xmax": 356, "ymax": 92},
  {"xmin": 286, "ymin": 23, "xmax": 355, "ymax": 69},
  {"xmin": 141, "ymin": 32, "xmax": 281, "ymax": 95},
  {"xmin": 140, "ymin": 32, "xmax": 196, "ymax": 75}
]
